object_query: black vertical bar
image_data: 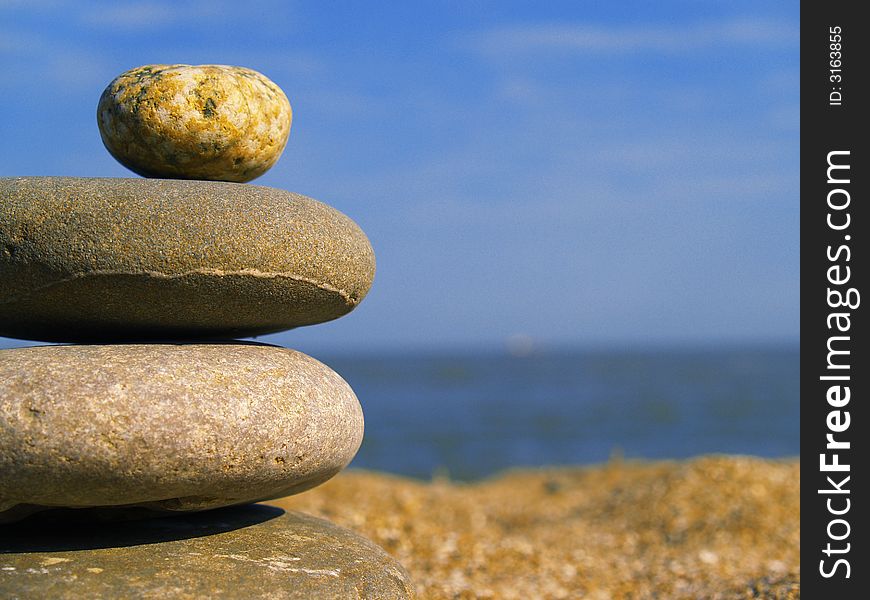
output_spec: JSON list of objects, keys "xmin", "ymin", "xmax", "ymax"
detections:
[{"xmin": 801, "ymin": 1, "xmax": 867, "ymax": 597}]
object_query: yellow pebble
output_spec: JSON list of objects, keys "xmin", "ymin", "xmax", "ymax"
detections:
[{"xmin": 97, "ymin": 64, "xmax": 292, "ymax": 182}]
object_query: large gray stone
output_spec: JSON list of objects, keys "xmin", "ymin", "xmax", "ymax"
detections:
[
  {"xmin": 0, "ymin": 344, "xmax": 363, "ymax": 523},
  {"xmin": 0, "ymin": 506, "xmax": 414, "ymax": 599},
  {"xmin": 0, "ymin": 177, "xmax": 375, "ymax": 342}
]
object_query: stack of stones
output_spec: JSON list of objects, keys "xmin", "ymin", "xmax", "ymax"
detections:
[{"xmin": 0, "ymin": 64, "xmax": 413, "ymax": 599}]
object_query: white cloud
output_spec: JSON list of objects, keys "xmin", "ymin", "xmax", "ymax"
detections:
[
  {"xmin": 81, "ymin": 2, "xmax": 178, "ymax": 27},
  {"xmin": 0, "ymin": 27, "xmax": 110, "ymax": 91},
  {"xmin": 0, "ymin": 0, "xmax": 67, "ymax": 9},
  {"xmin": 46, "ymin": 49, "xmax": 113, "ymax": 88},
  {"xmin": 466, "ymin": 18, "xmax": 798, "ymax": 56},
  {"xmin": 76, "ymin": 0, "xmax": 299, "ymax": 32},
  {"xmin": 80, "ymin": 1, "xmax": 227, "ymax": 28},
  {"xmin": 0, "ymin": 28, "xmax": 47, "ymax": 54}
]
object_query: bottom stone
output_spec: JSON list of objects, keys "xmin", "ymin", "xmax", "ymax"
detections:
[{"xmin": 0, "ymin": 505, "xmax": 414, "ymax": 599}]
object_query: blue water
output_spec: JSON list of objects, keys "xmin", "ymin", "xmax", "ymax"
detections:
[{"xmin": 316, "ymin": 345, "xmax": 799, "ymax": 480}]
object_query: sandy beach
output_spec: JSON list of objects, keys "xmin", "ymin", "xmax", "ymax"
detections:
[{"xmin": 272, "ymin": 455, "xmax": 800, "ymax": 599}]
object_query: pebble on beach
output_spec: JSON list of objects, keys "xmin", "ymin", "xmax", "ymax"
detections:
[
  {"xmin": 97, "ymin": 64, "xmax": 292, "ymax": 182},
  {"xmin": 0, "ymin": 177, "xmax": 375, "ymax": 342},
  {"xmin": 0, "ymin": 508, "xmax": 413, "ymax": 599},
  {"xmin": 0, "ymin": 344, "xmax": 364, "ymax": 523}
]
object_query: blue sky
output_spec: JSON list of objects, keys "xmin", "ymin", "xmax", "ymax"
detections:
[{"xmin": 0, "ymin": 1, "xmax": 799, "ymax": 353}]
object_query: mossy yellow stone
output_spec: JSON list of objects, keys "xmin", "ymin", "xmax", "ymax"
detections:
[
  {"xmin": 97, "ymin": 64, "xmax": 292, "ymax": 182},
  {"xmin": 0, "ymin": 177, "xmax": 375, "ymax": 343}
]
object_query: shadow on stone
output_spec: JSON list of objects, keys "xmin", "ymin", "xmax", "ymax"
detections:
[
  {"xmin": 0, "ymin": 504, "xmax": 284, "ymax": 553},
  {"xmin": 0, "ymin": 508, "xmax": 414, "ymax": 598}
]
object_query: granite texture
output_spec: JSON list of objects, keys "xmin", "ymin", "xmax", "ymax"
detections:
[
  {"xmin": 0, "ymin": 506, "xmax": 414, "ymax": 599},
  {"xmin": 0, "ymin": 344, "xmax": 364, "ymax": 523},
  {"xmin": 0, "ymin": 177, "xmax": 375, "ymax": 342},
  {"xmin": 97, "ymin": 64, "xmax": 292, "ymax": 182}
]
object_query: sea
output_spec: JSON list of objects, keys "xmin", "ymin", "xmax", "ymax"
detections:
[
  {"xmin": 0, "ymin": 340, "xmax": 800, "ymax": 481},
  {"xmin": 314, "ymin": 344, "xmax": 800, "ymax": 481}
]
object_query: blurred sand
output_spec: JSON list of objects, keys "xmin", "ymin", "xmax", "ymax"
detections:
[{"xmin": 270, "ymin": 456, "xmax": 799, "ymax": 599}]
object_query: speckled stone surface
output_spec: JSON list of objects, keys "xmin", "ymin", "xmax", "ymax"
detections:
[
  {"xmin": 0, "ymin": 344, "xmax": 364, "ymax": 523},
  {"xmin": 277, "ymin": 458, "xmax": 798, "ymax": 599},
  {"xmin": 0, "ymin": 506, "xmax": 414, "ymax": 599},
  {"xmin": 97, "ymin": 64, "xmax": 292, "ymax": 182},
  {"xmin": 0, "ymin": 177, "xmax": 375, "ymax": 342}
]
